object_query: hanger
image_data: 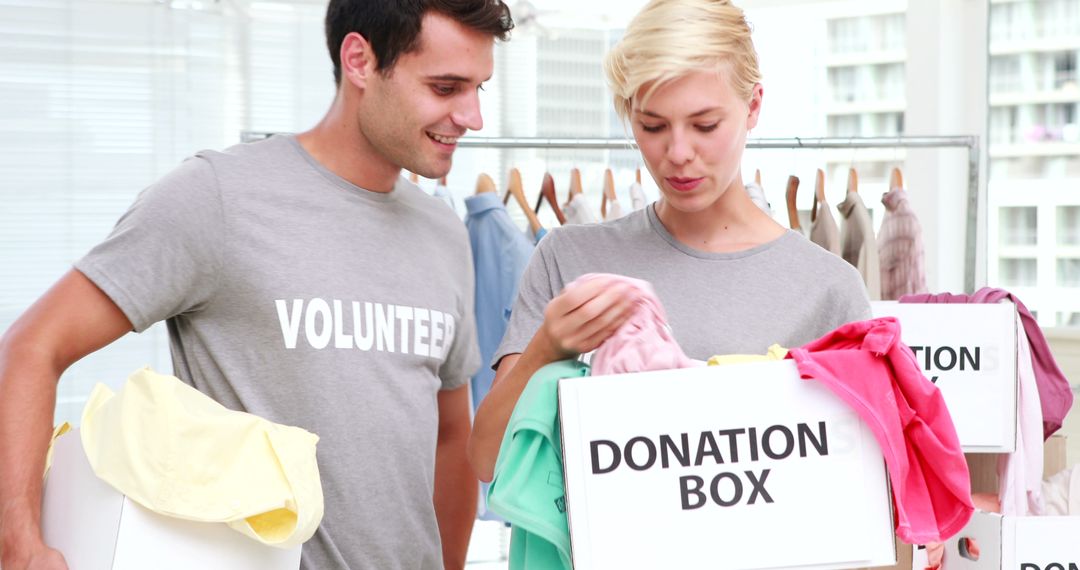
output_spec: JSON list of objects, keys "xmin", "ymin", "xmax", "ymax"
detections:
[
  {"xmin": 409, "ymin": 172, "xmax": 419, "ymax": 184},
  {"xmin": 568, "ymin": 168, "xmax": 583, "ymax": 201},
  {"xmin": 533, "ymin": 172, "xmax": 566, "ymax": 225},
  {"xmin": 785, "ymin": 175, "xmax": 801, "ymax": 230},
  {"xmin": 600, "ymin": 169, "xmax": 617, "ymax": 219},
  {"xmin": 502, "ymin": 168, "xmax": 543, "ymax": 236},
  {"xmin": 811, "ymin": 168, "xmax": 826, "ymax": 223},
  {"xmin": 889, "ymin": 167, "xmax": 904, "ymax": 190},
  {"xmin": 754, "ymin": 169, "xmax": 762, "ymax": 186},
  {"xmin": 439, "ymin": 176, "xmax": 447, "ymax": 186},
  {"xmin": 475, "ymin": 173, "xmax": 497, "ymax": 194},
  {"xmin": 635, "ymin": 168, "xmax": 642, "ymax": 184},
  {"xmin": 846, "ymin": 167, "xmax": 859, "ymax": 194}
]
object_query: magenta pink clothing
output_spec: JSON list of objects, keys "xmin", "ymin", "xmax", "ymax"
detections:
[
  {"xmin": 787, "ymin": 317, "xmax": 974, "ymax": 544},
  {"xmin": 899, "ymin": 288, "xmax": 1073, "ymax": 439},
  {"xmin": 570, "ymin": 274, "xmax": 696, "ymax": 375}
]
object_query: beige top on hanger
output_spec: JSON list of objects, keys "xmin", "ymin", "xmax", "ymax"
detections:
[
  {"xmin": 475, "ymin": 173, "xmax": 497, "ymax": 194},
  {"xmin": 568, "ymin": 168, "xmax": 583, "ymax": 199},
  {"xmin": 502, "ymin": 168, "xmax": 543, "ymax": 235},
  {"xmin": 810, "ymin": 168, "xmax": 841, "ymax": 255},
  {"xmin": 600, "ymin": 169, "xmax": 618, "ymax": 219},
  {"xmin": 785, "ymin": 175, "xmax": 801, "ymax": 230}
]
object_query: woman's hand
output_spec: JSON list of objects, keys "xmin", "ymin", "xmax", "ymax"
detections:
[{"xmin": 535, "ymin": 275, "xmax": 640, "ymax": 360}]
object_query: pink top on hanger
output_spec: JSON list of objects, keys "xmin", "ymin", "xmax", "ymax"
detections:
[
  {"xmin": 569, "ymin": 274, "xmax": 696, "ymax": 376},
  {"xmin": 787, "ymin": 317, "xmax": 974, "ymax": 544},
  {"xmin": 899, "ymin": 288, "xmax": 1073, "ymax": 439}
]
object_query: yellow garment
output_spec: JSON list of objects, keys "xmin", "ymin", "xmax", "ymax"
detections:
[
  {"xmin": 80, "ymin": 368, "xmax": 323, "ymax": 549},
  {"xmin": 43, "ymin": 422, "xmax": 72, "ymax": 477},
  {"xmin": 707, "ymin": 344, "xmax": 789, "ymax": 366}
]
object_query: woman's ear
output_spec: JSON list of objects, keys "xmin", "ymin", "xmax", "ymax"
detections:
[{"xmin": 746, "ymin": 83, "xmax": 764, "ymax": 130}]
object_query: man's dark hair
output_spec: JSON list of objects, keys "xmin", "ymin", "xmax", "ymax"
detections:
[{"xmin": 325, "ymin": 0, "xmax": 514, "ymax": 85}]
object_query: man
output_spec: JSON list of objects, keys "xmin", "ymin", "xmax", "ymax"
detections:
[{"xmin": 0, "ymin": 1, "xmax": 513, "ymax": 568}]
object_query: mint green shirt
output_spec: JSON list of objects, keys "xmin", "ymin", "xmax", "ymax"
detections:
[{"xmin": 487, "ymin": 360, "xmax": 590, "ymax": 570}]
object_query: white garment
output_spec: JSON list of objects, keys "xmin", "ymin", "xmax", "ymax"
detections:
[
  {"xmin": 997, "ymin": 317, "xmax": 1045, "ymax": 515},
  {"xmin": 629, "ymin": 182, "xmax": 647, "ymax": 211},
  {"xmin": 604, "ymin": 199, "xmax": 626, "ymax": 221},
  {"xmin": 432, "ymin": 183, "xmax": 463, "ymax": 219},
  {"xmin": 562, "ymin": 192, "xmax": 597, "ymax": 224},
  {"xmin": 1042, "ymin": 466, "xmax": 1080, "ymax": 515},
  {"xmin": 743, "ymin": 181, "xmax": 773, "ymax": 216}
]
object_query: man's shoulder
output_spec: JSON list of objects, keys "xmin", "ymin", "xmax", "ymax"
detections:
[{"xmin": 190, "ymin": 134, "xmax": 293, "ymax": 172}]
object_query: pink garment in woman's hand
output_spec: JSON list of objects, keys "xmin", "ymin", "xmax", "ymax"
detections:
[{"xmin": 569, "ymin": 273, "xmax": 697, "ymax": 375}]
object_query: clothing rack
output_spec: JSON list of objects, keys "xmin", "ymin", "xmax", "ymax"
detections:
[
  {"xmin": 457, "ymin": 135, "xmax": 980, "ymax": 293},
  {"xmin": 240, "ymin": 132, "xmax": 981, "ymax": 291}
]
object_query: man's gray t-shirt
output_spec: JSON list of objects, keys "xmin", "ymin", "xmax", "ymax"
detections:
[
  {"xmin": 494, "ymin": 206, "xmax": 871, "ymax": 365},
  {"xmin": 76, "ymin": 135, "xmax": 480, "ymax": 570}
]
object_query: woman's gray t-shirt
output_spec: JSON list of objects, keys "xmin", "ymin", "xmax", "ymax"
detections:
[{"xmin": 493, "ymin": 205, "xmax": 872, "ymax": 365}]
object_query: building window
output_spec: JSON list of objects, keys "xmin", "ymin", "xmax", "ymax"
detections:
[
  {"xmin": 1059, "ymin": 206, "xmax": 1080, "ymax": 245},
  {"xmin": 829, "ymin": 66, "xmax": 858, "ymax": 103},
  {"xmin": 1053, "ymin": 51, "xmax": 1077, "ymax": 89},
  {"xmin": 880, "ymin": 13, "xmax": 905, "ymax": 51},
  {"xmin": 989, "ymin": 56, "xmax": 1022, "ymax": 93},
  {"xmin": 999, "ymin": 207, "xmax": 1038, "ymax": 246},
  {"xmin": 989, "ymin": 107, "xmax": 1019, "ymax": 144},
  {"xmin": 827, "ymin": 115, "xmax": 861, "ymax": 138},
  {"xmin": 1000, "ymin": 258, "xmax": 1038, "ymax": 287},
  {"xmin": 828, "ymin": 17, "xmax": 862, "ymax": 54},
  {"xmin": 1057, "ymin": 312, "xmax": 1080, "ymax": 327},
  {"xmin": 876, "ymin": 63, "xmax": 905, "ymax": 99},
  {"xmin": 1058, "ymin": 258, "xmax": 1080, "ymax": 287}
]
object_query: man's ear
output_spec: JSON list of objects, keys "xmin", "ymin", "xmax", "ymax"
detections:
[{"xmin": 340, "ymin": 32, "xmax": 378, "ymax": 90}]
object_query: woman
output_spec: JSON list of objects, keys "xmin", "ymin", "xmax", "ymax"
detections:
[{"xmin": 468, "ymin": 0, "xmax": 870, "ymax": 481}]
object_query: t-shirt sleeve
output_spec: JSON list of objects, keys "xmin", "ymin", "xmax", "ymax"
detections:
[
  {"xmin": 490, "ymin": 231, "xmax": 561, "ymax": 369},
  {"xmin": 438, "ymin": 238, "xmax": 482, "ymax": 391},
  {"xmin": 74, "ymin": 156, "xmax": 224, "ymax": 333}
]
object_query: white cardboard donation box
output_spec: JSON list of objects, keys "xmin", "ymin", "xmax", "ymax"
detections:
[
  {"xmin": 910, "ymin": 511, "xmax": 1080, "ymax": 569},
  {"xmin": 871, "ymin": 302, "xmax": 1019, "ymax": 452},
  {"xmin": 559, "ymin": 360, "xmax": 896, "ymax": 570},
  {"xmin": 41, "ymin": 429, "xmax": 301, "ymax": 570}
]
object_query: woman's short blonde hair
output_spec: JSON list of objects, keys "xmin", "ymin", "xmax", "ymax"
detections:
[{"xmin": 604, "ymin": 0, "xmax": 762, "ymax": 121}]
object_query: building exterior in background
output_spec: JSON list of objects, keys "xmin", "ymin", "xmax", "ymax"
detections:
[
  {"xmin": 822, "ymin": 7, "xmax": 907, "ymax": 213},
  {"xmin": 986, "ymin": 0, "xmax": 1080, "ymax": 326}
]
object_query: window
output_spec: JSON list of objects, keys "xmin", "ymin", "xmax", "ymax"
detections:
[
  {"xmin": 999, "ymin": 207, "xmax": 1038, "ymax": 246},
  {"xmin": 880, "ymin": 13, "xmax": 906, "ymax": 51},
  {"xmin": 989, "ymin": 56, "xmax": 1022, "ymax": 93},
  {"xmin": 829, "ymin": 66, "xmax": 859, "ymax": 103},
  {"xmin": 828, "ymin": 17, "xmax": 862, "ymax": 54},
  {"xmin": 1058, "ymin": 258, "xmax": 1080, "ymax": 287},
  {"xmin": 0, "ymin": 0, "xmax": 333, "ymax": 425},
  {"xmin": 1059, "ymin": 206, "xmax": 1080, "ymax": 245},
  {"xmin": 828, "ymin": 115, "xmax": 861, "ymax": 138},
  {"xmin": 1057, "ymin": 312, "xmax": 1080, "ymax": 327},
  {"xmin": 1053, "ymin": 51, "xmax": 1077, "ymax": 89},
  {"xmin": 877, "ymin": 63, "xmax": 905, "ymax": 99},
  {"xmin": 1000, "ymin": 258, "xmax": 1038, "ymax": 287},
  {"xmin": 989, "ymin": 107, "xmax": 1019, "ymax": 144}
]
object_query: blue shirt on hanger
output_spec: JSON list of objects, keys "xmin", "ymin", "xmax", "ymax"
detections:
[
  {"xmin": 464, "ymin": 191, "xmax": 536, "ymax": 410},
  {"xmin": 465, "ymin": 191, "xmax": 536, "ymax": 521}
]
